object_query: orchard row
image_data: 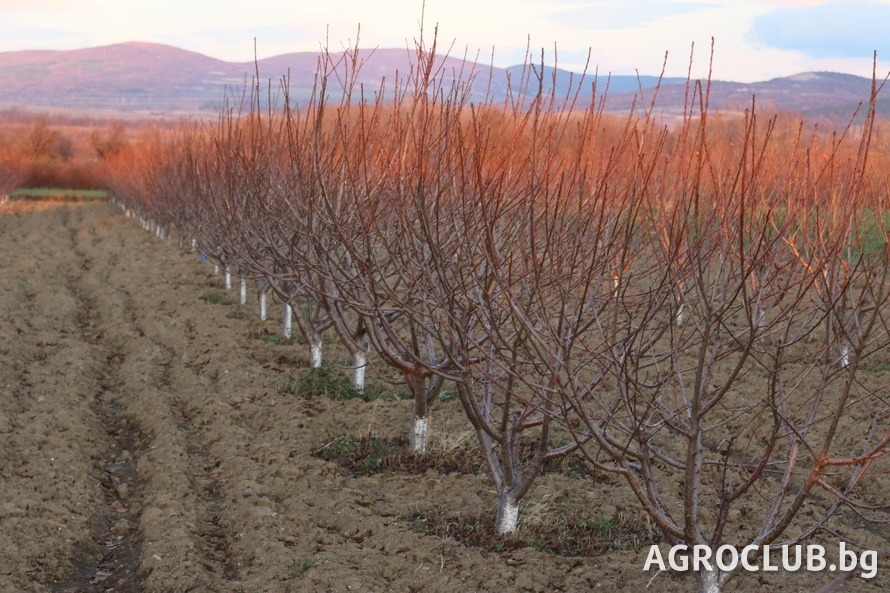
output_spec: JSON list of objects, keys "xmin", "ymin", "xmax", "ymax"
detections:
[{"xmin": 105, "ymin": 44, "xmax": 890, "ymax": 592}]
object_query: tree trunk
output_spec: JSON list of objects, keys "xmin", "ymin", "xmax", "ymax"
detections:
[
  {"xmin": 282, "ymin": 303, "xmax": 293, "ymax": 339},
  {"xmin": 224, "ymin": 268, "xmax": 232, "ymax": 290},
  {"xmin": 495, "ymin": 492, "xmax": 519, "ymax": 535},
  {"xmin": 408, "ymin": 373, "xmax": 430, "ymax": 454},
  {"xmin": 309, "ymin": 334, "xmax": 323, "ymax": 369},
  {"xmin": 697, "ymin": 568, "xmax": 723, "ymax": 593},
  {"xmin": 240, "ymin": 277, "xmax": 247, "ymax": 304},
  {"xmin": 410, "ymin": 414, "xmax": 429, "ymax": 455},
  {"xmin": 352, "ymin": 349, "xmax": 367, "ymax": 392},
  {"xmin": 259, "ymin": 288, "xmax": 267, "ymax": 321},
  {"xmin": 754, "ymin": 303, "xmax": 767, "ymax": 333},
  {"xmin": 839, "ymin": 344, "xmax": 850, "ymax": 368}
]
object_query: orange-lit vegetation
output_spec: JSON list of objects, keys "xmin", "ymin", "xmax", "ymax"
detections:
[
  {"xmin": 102, "ymin": 41, "xmax": 890, "ymax": 592},
  {"xmin": 0, "ymin": 110, "xmax": 175, "ymax": 193}
]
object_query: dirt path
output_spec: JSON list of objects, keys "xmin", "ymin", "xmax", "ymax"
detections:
[{"xmin": 0, "ymin": 201, "xmax": 885, "ymax": 593}]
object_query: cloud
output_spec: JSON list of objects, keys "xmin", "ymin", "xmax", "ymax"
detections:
[
  {"xmin": 191, "ymin": 25, "xmax": 317, "ymax": 49},
  {"xmin": 545, "ymin": 0, "xmax": 706, "ymax": 30},
  {"xmin": 167, "ymin": 25, "xmax": 332, "ymax": 61},
  {"xmin": 0, "ymin": 18, "xmax": 82, "ymax": 50},
  {"xmin": 748, "ymin": 0, "xmax": 890, "ymax": 58}
]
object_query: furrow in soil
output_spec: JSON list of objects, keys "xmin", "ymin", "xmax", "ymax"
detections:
[{"xmin": 66, "ymin": 203, "xmax": 224, "ymax": 593}]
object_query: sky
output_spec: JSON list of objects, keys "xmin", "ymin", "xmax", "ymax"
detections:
[{"xmin": 0, "ymin": 0, "xmax": 888, "ymax": 82}]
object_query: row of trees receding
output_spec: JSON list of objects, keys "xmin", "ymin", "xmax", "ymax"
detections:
[{"xmin": 105, "ymin": 39, "xmax": 890, "ymax": 592}]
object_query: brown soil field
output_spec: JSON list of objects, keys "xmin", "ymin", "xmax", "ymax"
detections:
[{"xmin": 0, "ymin": 200, "xmax": 886, "ymax": 592}]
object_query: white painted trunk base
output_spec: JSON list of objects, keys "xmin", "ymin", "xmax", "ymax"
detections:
[
  {"xmin": 410, "ymin": 416, "xmax": 429, "ymax": 455},
  {"xmin": 840, "ymin": 344, "xmax": 850, "ymax": 368},
  {"xmin": 240, "ymin": 278, "xmax": 247, "ymax": 305},
  {"xmin": 754, "ymin": 305, "xmax": 767, "ymax": 333},
  {"xmin": 282, "ymin": 304, "xmax": 293, "ymax": 339},
  {"xmin": 676, "ymin": 304, "xmax": 685, "ymax": 327},
  {"xmin": 352, "ymin": 350, "xmax": 367, "ymax": 392},
  {"xmin": 495, "ymin": 498, "xmax": 520, "ymax": 535},
  {"xmin": 259, "ymin": 290, "xmax": 267, "ymax": 321},
  {"xmin": 310, "ymin": 341, "xmax": 323, "ymax": 368},
  {"xmin": 224, "ymin": 270, "xmax": 232, "ymax": 290},
  {"xmin": 697, "ymin": 569, "xmax": 722, "ymax": 593}
]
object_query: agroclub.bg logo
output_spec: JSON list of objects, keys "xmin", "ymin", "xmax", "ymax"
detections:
[{"xmin": 644, "ymin": 543, "xmax": 879, "ymax": 579}]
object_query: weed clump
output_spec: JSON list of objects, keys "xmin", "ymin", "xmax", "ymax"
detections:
[
  {"xmin": 278, "ymin": 364, "xmax": 395, "ymax": 402},
  {"xmin": 199, "ymin": 291, "xmax": 232, "ymax": 305},
  {"xmin": 313, "ymin": 435, "xmax": 411, "ymax": 475},
  {"xmin": 226, "ymin": 306, "xmax": 252, "ymax": 320},
  {"xmin": 403, "ymin": 510, "xmax": 661, "ymax": 556},
  {"xmin": 312, "ymin": 432, "xmax": 605, "ymax": 479},
  {"xmin": 283, "ymin": 364, "xmax": 364, "ymax": 400}
]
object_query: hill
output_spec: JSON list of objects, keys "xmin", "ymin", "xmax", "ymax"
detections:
[{"xmin": 0, "ymin": 42, "xmax": 877, "ymax": 122}]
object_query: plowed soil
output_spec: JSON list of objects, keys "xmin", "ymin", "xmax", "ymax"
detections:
[{"xmin": 0, "ymin": 200, "xmax": 886, "ymax": 592}]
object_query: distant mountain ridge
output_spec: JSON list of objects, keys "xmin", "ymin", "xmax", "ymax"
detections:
[{"xmin": 0, "ymin": 41, "xmax": 877, "ymax": 122}]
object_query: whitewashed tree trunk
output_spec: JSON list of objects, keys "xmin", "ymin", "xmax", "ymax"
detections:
[
  {"xmin": 309, "ymin": 335, "xmax": 323, "ymax": 369},
  {"xmin": 258, "ymin": 288, "xmax": 267, "ymax": 321},
  {"xmin": 410, "ymin": 415, "xmax": 429, "ymax": 455},
  {"xmin": 676, "ymin": 303, "xmax": 686, "ymax": 327},
  {"xmin": 351, "ymin": 349, "xmax": 367, "ymax": 392},
  {"xmin": 494, "ymin": 493, "xmax": 519, "ymax": 535},
  {"xmin": 224, "ymin": 268, "xmax": 232, "ymax": 290},
  {"xmin": 282, "ymin": 303, "xmax": 293, "ymax": 339},
  {"xmin": 839, "ymin": 344, "xmax": 851, "ymax": 368},
  {"xmin": 754, "ymin": 303, "xmax": 767, "ymax": 334},
  {"xmin": 406, "ymin": 372, "xmax": 443, "ymax": 455},
  {"xmin": 697, "ymin": 567, "xmax": 723, "ymax": 593},
  {"xmin": 213, "ymin": 263, "xmax": 220, "ymax": 275},
  {"xmin": 239, "ymin": 277, "xmax": 247, "ymax": 305}
]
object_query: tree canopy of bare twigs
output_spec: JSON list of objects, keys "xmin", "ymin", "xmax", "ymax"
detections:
[{"xmin": 106, "ymin": 34, "xmax": 890, "ymax": 591}]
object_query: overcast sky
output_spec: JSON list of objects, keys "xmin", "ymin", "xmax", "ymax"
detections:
[{"xmin": 0, "ymin": 0, "xmax": 887, "ymax": 82}]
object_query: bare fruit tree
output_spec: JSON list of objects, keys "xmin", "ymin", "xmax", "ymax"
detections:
[{"xmin": 498, "ymin": 73, "xmax": 890, "ymax": 592}]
